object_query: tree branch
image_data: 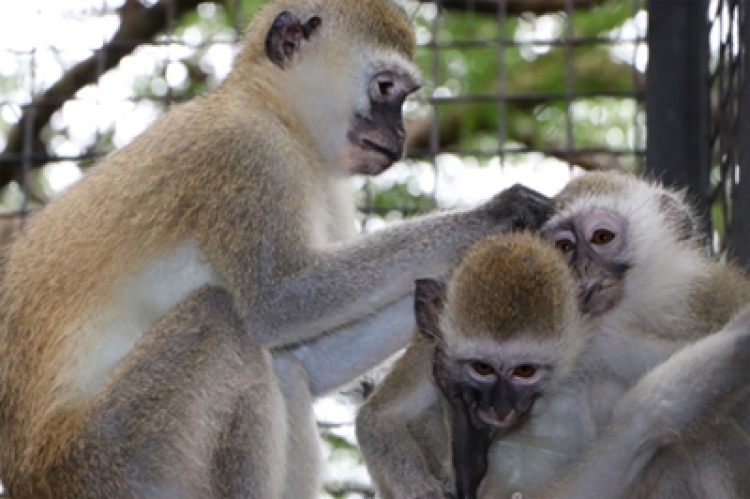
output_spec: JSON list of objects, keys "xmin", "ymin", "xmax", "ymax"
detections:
[
  {"xmin": 0, "ymin": 0, "xmax": 215, "ymax": 189},
  {"xmin": 419, "ymin": 0, "xmax": 608, "ymax": 16}
]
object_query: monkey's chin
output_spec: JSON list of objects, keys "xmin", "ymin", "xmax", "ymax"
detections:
[{"xmin": 352, "ymin": 161, "xmax": 394, "ymax": 176}]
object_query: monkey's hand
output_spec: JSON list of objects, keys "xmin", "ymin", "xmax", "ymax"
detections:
[
  {"xmin": 433, "ymin": 349, "xmax": 496, "ymax": 499},
  {"xmin": 477, "ymin": 184, "xmax": 552, "ymax": 232},
  {"xmin": 414, "ymin": 491, "xmax": 457, "ymax": 499}
]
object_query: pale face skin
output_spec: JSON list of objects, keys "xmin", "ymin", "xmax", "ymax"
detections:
[{"xmin": 543, "ymin": 208, "xmax": 630, "ymax": 315}]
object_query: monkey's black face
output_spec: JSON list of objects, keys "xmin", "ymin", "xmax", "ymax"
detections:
[
  {"xmin": 347, "ymin": 71, "xmax": 420, "ymax": 176},
  {"xmin": 460, "ymin": 358, "xmax": 549, "ymax": 431},
  {"xmin": 543, "ymin": 208, "xmax": 630, "ymax": 316},
  {"xmin": 433, "ymin": 350, "xmax": 550, "ymax": 434},
  {"xmin": 433, "ymin": 349, "xmax": 551, "ymax": 498}
]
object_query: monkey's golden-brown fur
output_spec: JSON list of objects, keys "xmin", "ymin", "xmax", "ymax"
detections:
[
  {"xmin": 0, "ymin": 0, "xmax": 416, "ymax": 491},
  {"xmin": 447, "ymin": 232, "xmax": 576, "ymax": 343},
  {"xmin": 0, "ymin": 1, "xmax": 553, "ymax": 496}
]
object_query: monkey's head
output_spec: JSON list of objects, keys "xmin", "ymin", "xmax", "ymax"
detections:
[
  {"xmin": 543, "ymin": 171, "xmax": 701, "ymax": 317},
  {"xmin": 239, "ymin": 0, "xmax": 421, "ymax": 176},
  {"xmin": 416, "ymin": 233, "xmax": 583, "ymax": 432}
]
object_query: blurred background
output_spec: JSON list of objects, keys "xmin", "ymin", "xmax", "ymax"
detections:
[{"xmin": 0, "ymin": 0, "xmax": 747, "ymax": 496}]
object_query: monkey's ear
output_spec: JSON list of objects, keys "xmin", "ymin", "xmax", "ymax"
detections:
[
  {"xmin": 265, "ymin": 11, "xmax": 322, "ymax": 68},
  {"xmin": 658, "ymin": 193, "xmax": 695, "ymax": 242},
  {"xmin": 415, "ymin": 278, "xmax": 447, "ymax": 341}
]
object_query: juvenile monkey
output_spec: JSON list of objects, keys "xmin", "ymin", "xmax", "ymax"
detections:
[
  {"xmin": 357, "ymin": 232, "xmax": 590, "ymax": 499},
  {"xmin": 357, "ymin": 172, "xmax": 750, "ymax": 498},
  {"xmin": 0, "ymin": 0, "xmax": 551, "ymax": 497}
]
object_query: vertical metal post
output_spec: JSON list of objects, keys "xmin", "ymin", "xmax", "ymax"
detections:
[
  {"xmin": 645, "ymin": 0, "xmax": 710, "ymax": 219},
  {"xmin": 731, "ymin": 1, "xmax": 750, "ymax": 267}
]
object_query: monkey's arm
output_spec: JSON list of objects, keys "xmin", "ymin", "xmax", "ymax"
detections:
[
  {"xmin": 537, "ymin": 304, "xmax": 750, "ymax": 499},
  {"xmin": 252, "ymin": 185, "xmax": 551, "ymax": 348},
  {"xmin": 289, "ymin": 295, "xmax": 415, "ymax": 395},
  {"xmin": 356, "ymin": 336, "xmax": 455, "ymax": 499}
]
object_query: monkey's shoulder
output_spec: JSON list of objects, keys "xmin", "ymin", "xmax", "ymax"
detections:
[{"xmin": 688, "ymin": 261, "xmax": 750, "ymax": 332}]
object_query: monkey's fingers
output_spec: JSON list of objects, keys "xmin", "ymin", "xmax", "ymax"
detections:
[{"xmin": 479, "ymin": 184, "xmax": 553, "ymax": 231}]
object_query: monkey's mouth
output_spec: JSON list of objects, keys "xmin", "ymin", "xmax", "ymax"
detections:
[
  {"xmin": 477, "ymin": 408, "xmax": 518, "ymax": 429},
  {"xmin": 361, "ymin": 139, "xmax": 400, "ymax": 162},
  {"xmin": 352, "ymin": 140, "xmax": 401, "ymax": 176},
  {"xmin": 579, "ymin": 277, "xmax": 622, "ymax": 316}
]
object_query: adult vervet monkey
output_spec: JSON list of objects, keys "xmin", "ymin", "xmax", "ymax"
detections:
[
  {"xmin": 357, "ymin": 172, "xmax": 750, "ymax": 498},
  {"xmin": 0, "ymin": 0, "xmax": 552, "ymax": 497}
]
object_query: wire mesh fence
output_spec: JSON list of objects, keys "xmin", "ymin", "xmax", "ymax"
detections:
[{"xmin": 708, "ymin": 0, "xmax": 749, "ymax": 265}]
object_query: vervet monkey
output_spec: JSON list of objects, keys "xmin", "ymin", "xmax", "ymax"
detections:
[
  {"xmin": 357, "ymin": 172, "xmax": 750, "ymax": 498},
  {"xmin": 357, "ymin": 232, "xmax": 588, "ymax": 499},
  {"xmin": 0, "ymin": 0, "xmax": 552, "ymax": 497}
]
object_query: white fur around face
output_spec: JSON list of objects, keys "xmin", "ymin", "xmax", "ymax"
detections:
[
  {"xmin": 277, "ymin": 43, "xmax": 421, "ymax": 171},
  {"xmin": 546, "ymin": 178, "xmax": 709, "ymax": 336},
  {"xmin": 73, "ymin": 242, "xmax": 217, "ymax": 396}
]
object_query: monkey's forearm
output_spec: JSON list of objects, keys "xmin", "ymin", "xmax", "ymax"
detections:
[
  {"xmin": 539, "ymin": 305, "xmax": 750, "ymax": 499},
  {"xmin": 357, "ymin": 401, "xmax": 448, "ymax": 499},
  {"xmin": 358, "ymin": 408, "xmax": 449, "ymax": 499},
  {"xmin": 250, "ymin": 212, "xmax": 487, "ymax": 347},
  {"xmin": 357, "ymin": 338, "xmax": 454, "ymax": 498},
  {"xmin": 289, "ymin": 295, "xmax": 415, "ymax": 396},
  {"xmin": 249, "ymin": 185, "xmax": 550, "ymax": 348},
  {"xmin": 611, "ymin": 303, "xmax": 750, "ymax": 442}
]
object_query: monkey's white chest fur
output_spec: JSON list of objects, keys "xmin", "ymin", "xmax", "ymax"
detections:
[
  {"xmin": 481, "ymin": 389, "xmax": 595, "ymax": 498},
  {"xmin": 74, "ymin": 242, "xmax": 216, "ymax": 395}
]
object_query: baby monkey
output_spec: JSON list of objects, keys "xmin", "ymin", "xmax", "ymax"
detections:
[
  {"xmin": 358, "ymin": 232, "xmax": 587, "ymax": 499},
  {"xmin": 423, "ymin": 232, "xmax": 585, "ymax": 499}
]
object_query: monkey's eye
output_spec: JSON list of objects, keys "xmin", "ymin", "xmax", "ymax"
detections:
[
  {"xmin": 378, "ymin": 80, "xmax": 394, "ymax": 97},
  {"xmin": 470, "ymin": 362, "xmax": 496, "ymax": 376},
  {"xmin": 511, "ymin": 365, "xmax": 537, "ymax": 379},
  {"xmin": 555, "ymin": 239, "xmax": 576, "ymax": 254},
  {"xmin": 591, "ymin": 229, "xmax": 615, "ymax": 245}
]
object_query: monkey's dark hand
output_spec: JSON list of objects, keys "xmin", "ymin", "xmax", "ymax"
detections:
[
  {"xmin": 478, "ymin": 184, "xmax": 552, "ymax": 232},
  {"xmin": 414, "ymin": 491, "xmax": 457, "ymax": 499},
  {"xmin": 433, "ymin": 349, "xmax": 495, "ymax": 499}
]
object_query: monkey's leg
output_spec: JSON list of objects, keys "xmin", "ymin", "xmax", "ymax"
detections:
[
  {"xmin": 53, "ymin": 285, "xmax": 286, "ymax": 499},
  {"xmin": 272, "ymin": 352, "xmax": 321, "ymax": 499}
]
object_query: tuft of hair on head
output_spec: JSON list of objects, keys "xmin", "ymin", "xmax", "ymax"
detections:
[
  {"xmin": 444, "ymin": 232, "xmax": 578, "ymax": 343},
  {"xmin": 552, "ymin": 171, "xmax": 630, "ymax": 212}
]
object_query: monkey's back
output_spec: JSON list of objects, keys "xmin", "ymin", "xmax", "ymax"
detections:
[{"xmin": 0, "ymin": 88, "xmax": 319, "ymax": 483}]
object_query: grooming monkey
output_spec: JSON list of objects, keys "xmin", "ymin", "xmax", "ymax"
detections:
[
  {"xmin": 0, "ymin": 1, "xmax": 552, "ymax": 497},
  {"xmin": 357, "ymin": 171, "xmax": 750, "ymax": 498}
]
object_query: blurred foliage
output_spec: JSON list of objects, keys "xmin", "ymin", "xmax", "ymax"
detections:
[{"xmin": 411, "ymin": 0, "xmax": 642, "ymax": 162}]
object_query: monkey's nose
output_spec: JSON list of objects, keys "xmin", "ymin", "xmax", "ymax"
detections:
[
  {"xmin": 580, "ymin": 278, "xmax": 603, "ymax": 307},
  {"xmin": 478, "ymin": 407, "xmax": 517, "ymax": 428}
]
